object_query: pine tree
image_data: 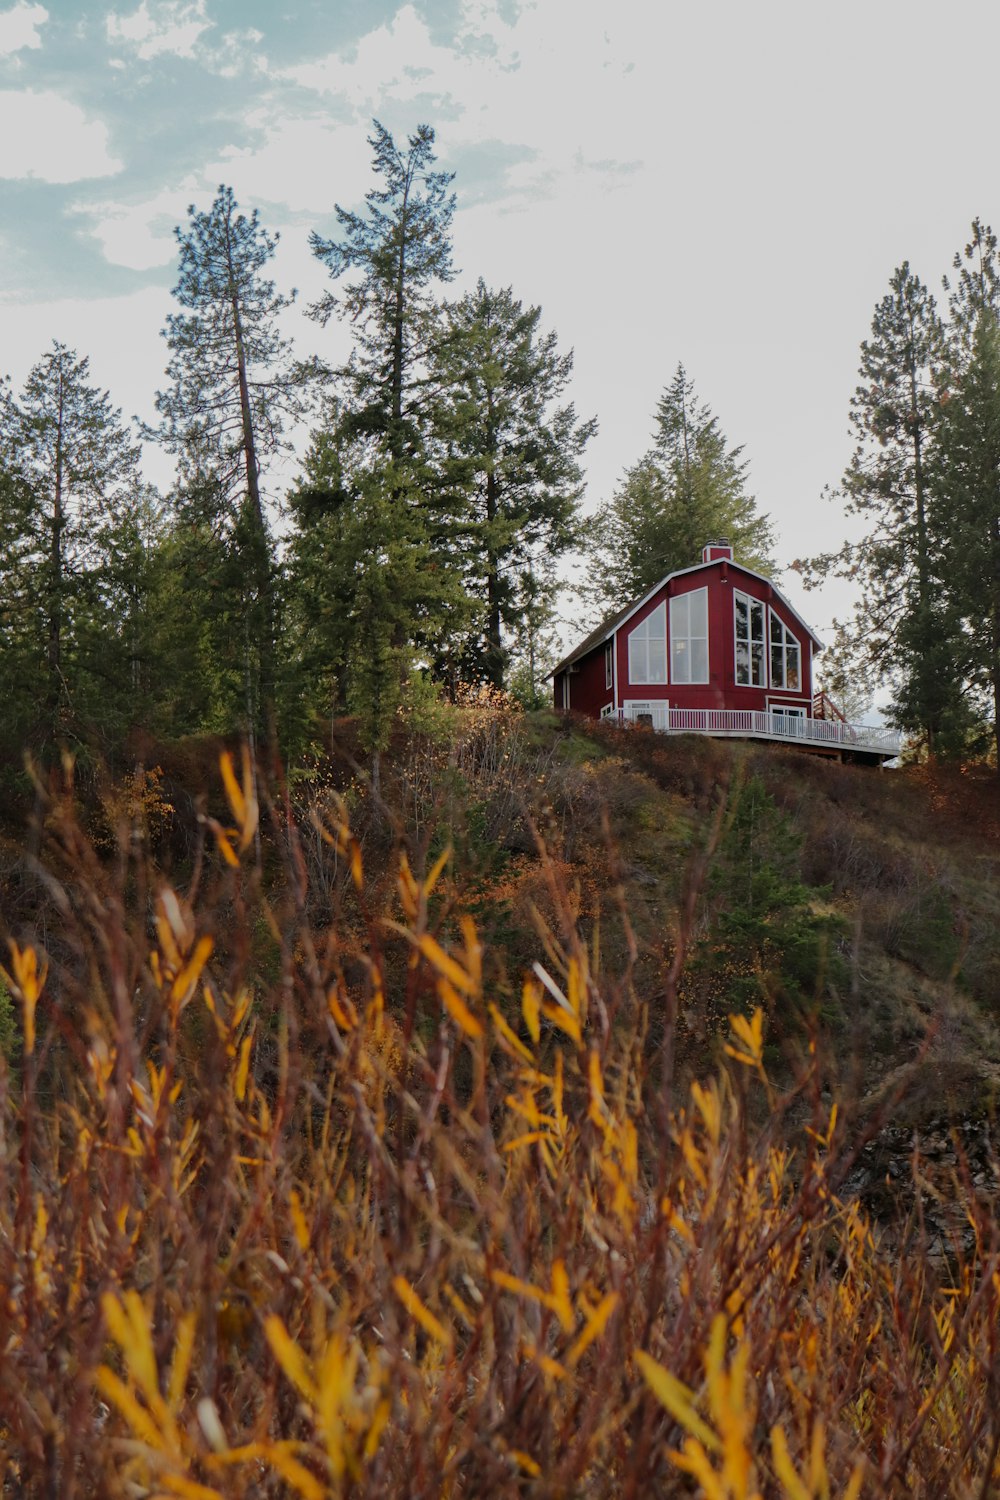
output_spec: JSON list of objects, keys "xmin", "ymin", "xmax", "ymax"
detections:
[
  {"xmin": 944, "ymin": 217, "xmax": 1000, "ymax": 351},
  {"xmin": 151, "ymin": 185, "xmax": 314, "ymax": 746},
  {"xmin": 800, "ymin": 264, "xmax": 968, "ymax": 751},
  {"xmin": 0, "ymin": 343, "xmax": 143, "ymax": 754},
  {"xmin": 934, "ymin": 219, "xmax": 1000, "ymax": 758},
  {"xmin": 932, "ymin": 313, "xmax": 1000, "ymax": 759},
  {"xmin": 586, "ymin": 364, "xmax": 773, "ymax": 615},
  {"xmin": 285, "ymin": 408, "xmax": 466, "ymax": 761},
  {"xmin": 298, "ymin": 123, "xmax": 469, "ymax": 762},
  {"xmin": 309, "ymin": 121, "xmax": 456, "ymax": 465},
  {"xmin": 434, "ymin": 280, "xmax": 595, "ymax": 687}
]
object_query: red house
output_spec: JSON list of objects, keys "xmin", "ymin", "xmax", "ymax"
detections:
[{"xmin": 553, "ymin": 542, "xmax": 899, "ymax": 762}]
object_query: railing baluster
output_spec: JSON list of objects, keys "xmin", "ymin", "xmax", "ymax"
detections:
[{"xmin": 617, "ymin": 703, "xmax": 898, "ymax": 755}]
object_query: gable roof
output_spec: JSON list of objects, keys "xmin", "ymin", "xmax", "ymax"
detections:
[{"xmin": 551, "ymin": 558, "xmax": 824, "ymax": 678}]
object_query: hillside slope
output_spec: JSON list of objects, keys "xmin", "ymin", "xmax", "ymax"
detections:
[{"xmin": 340, "ymin": 705, "xmax": 1000, "ymax": 1128}]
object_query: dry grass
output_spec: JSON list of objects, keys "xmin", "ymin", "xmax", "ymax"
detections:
[{"xmin": 0, "ymin": 747, "xmax": 998, "ymax": 1497}]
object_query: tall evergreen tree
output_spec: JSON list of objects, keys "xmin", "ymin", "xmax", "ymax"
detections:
[
  {"xmin": 285, "ymin": 408, "xmax": 466, "ymax": 761},
  {"xmin": 944, "ymin": 217, "xmax": 1000, "ymax": 350},
  {"xmin": 800, "ymin": 264, "xmax": 967, "ymax": 751},
  {"xmin": 933, "ymin": 225, "xmax": 1000, "ymax": 758},
  {"xmin": 309, "ymin": 121, "xmax": 456, "ymax": 465},
  {"xmin": 0, "ymin": 343, "xmax": 143, "ymax": 753},
  {"xmin": 586, "ymin": 365, "xmax": 773, "ymax": 616},
  {"xmin": 296, "ymin": 123, "xmax": 468, "ymax": 761},
  {"xmin": 434, "ymin": 280, "xmax": 595, "ymax": 687},
  {"xmin": 150, "ymin": 185, "xmax": 313, "ymax": 746}
]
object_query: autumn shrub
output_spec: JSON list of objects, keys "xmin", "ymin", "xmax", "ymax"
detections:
[{"xmin": 1, "ymin": 751, "xmax": 1000, "ymax": 1496}]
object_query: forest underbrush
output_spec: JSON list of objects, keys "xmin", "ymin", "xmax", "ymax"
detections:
[{"xmin": 0, "ymin": 708, "xmax": 998, "ymax": 1496}]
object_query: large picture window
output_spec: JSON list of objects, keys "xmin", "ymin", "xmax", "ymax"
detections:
[
  {"xmin": 628, "ymin": 602, "xmax": 667, "ymax": 684},
  {"xmin": 670, "ymin": 587, "xmax": 709, "ymax": 684},
  {"xmin": 734, "ymin": 590, "xmax": 765, "ymax": 686},
  {"xmin": 770, "ymin": 611, "xmax": 801, "ymax": 690}
]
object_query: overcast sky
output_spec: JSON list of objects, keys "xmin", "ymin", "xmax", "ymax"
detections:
[{"xmin": 2, "ymin": 0, "xmax": 998, "ymax": 659}]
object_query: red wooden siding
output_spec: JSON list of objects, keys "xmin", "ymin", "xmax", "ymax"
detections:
[{"xmin": 556, "ymin": 558, "xmax": 817, "ymax": 718}]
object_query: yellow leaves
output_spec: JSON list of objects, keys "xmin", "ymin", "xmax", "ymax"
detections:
[
  {"xmin": 216, "ymin": 747, "xmax": 259, "ymax": 864},
  {"xmin": 691, "ymin": 1079, "xmax": 723, "ymax": 1145},
  {"xmin": 770, "ymin": 1422, "xmax": 865, "ymax": 1500},
  {"xmin": 289, "ymin": 1189, "xmax": 311, "ymax": 1253},
  {"xmin": 415, "ymin": 932, "xmax": 476, "ymax": 997},
  {"xmin": 4, "ymin": 940, "xmax": 47, "ymax": 1055},
  {"xmin": 437, "ymin": 977, "xmax": 484, "ymax": 1039},
  {"xmin": 263, "ymin": 1316, "xmax": 383, "ymax": 1482},
  {"xmin": 264, "ymin": 1316, "xmax": 317, "ymax": 1404},
  {"xmin": 171, "ymin": 936, "xmax": 214, "ymax": 1012},
  {"xmin": 532, "ymin": 961, "xmax": 582, "ymax": 1044},
  {"xmin": 566, "ymin": 1291, "xmax": 619, "ymax": 1368},
  {"xmin": 725, "ymin": 1009, "xmax": 765, "ymax": 1071},
  {"xmin": 234, "ymin": 1029, "xmax": 254, "ymax": 1102},
  {"xmin": 392, "ymin": 1275, "xmax": 453, "ymax": 1350},
  {"xmin": 639, "ymin": 1316, "xmax": 764, "ymax": 1500},
  {"xmin": 636, "ymin": 1350, "xmax": 721, "ymax": 1455},
  {"xmin": 521, "ymin": 975, "xmax": 542, "ymax": 1044},
  {"xmin": 771, "ymin": 1425, "xmax": 819, "ymax": 1500},
  {"xmin": 490, "ymin": 1262, "xmax": 621, "ymax": 1367},
  {"xmin": 587, "ymin": 1048, "xmax": 607, "ymax": 1129},
  {"xmin": 488, "ymin": 1002, "xmax": 534, "ymax": 1063},
  {"xmin": 96, "ymin": 1290, "xmax": 199, "ymax": 1482},
  {"xmin": 389, "ymin": 899, "xmax": 485, "ymax": 1040},
  {"xmin": 398, "ymin": 844, "xmax": 451, "ymax": 922},
  {"xmin": 491, "ymin": 1260, "xmax": 575, "ymax": 1334},
  {"xmin": 151, "ymin": 889, "xmax": 213, "ymax": 1021}
]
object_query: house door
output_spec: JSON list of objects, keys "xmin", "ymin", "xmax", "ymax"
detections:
[{"xmin": 770, "ymin": 705, "xmax": 807, "ymax": 737}]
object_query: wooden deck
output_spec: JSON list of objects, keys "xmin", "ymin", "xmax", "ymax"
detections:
[{"xmin": 613, "ymin": 706, "xmax": 900, "ymax": 761}]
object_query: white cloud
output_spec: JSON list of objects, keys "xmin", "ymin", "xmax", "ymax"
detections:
[
  {"xmin": 0, "ymin": 2, "xmax": 47, "ymax": 56},
  {"xmin": 105, "ymin": 0, "xmax": 211, "ymax": 62},
  {"xmin": 285, "ymin": 2, "xmax": 519, "ymax": 111},
  {"xmin": 281, "ymin": 0, "xmax": 648, "ymax": 209},
  {"xmin": 80, "ymin": 176, "xmax": 203, "ymax": 270},
  {"xmin": 208, "ymin": 27, "xmax": 266, "ymax": 79},
  {"xmin": 206, "ymin": 112, "xmax": 374, "ymax": 215},
  {"xmin": 0, "ymin": 89, "xmax": 121, "ymax": 181}
]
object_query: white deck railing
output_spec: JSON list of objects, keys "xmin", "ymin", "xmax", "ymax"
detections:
[{"xmin": 615, "ymin": 705, "xmax": 900, "ymax": 757}]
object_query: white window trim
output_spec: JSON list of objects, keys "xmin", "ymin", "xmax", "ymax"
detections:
[
  {"xmin": 600, "ymin": 702, "xmax": 615, "ymax": 718},
  {"xmin": 670, "ymin": 586, "xmax": 710, "ymax": 685},
  {"xmin": 733, "ymin": 588, "xmax": 766, "ymax": 688},
  {"xmin": 604, "ymin": 640, "xmax": 613, "ymax": 690},
  {"xmin": 766, "ymin": 697, "xmax": 809, "ymax": 716},
  {"xmin": 768, "ymin": 609, "xmax": 802, "ymax": 692},
  {"xmin": 628, "ymin": 601, "xmax": 667, "ymax": 685}
]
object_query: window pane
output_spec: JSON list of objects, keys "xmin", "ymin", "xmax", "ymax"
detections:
[
  {"xmin": 629, "ymin": 603, "xmax": 665, "ymax": 682},
  {"xmin": 751, "ymin": 643, "xmax": 765, "ymax": 685},
  {"xmin": 691, "ymin": 640, "xmax": 708, "ymax": 682},
  {"xmin": 751, "ymin": 601, "xmax": 764, "ymax": 641},
  {"xmin": 771, "ymin": 644, "xmax": 783, "ymax": 685},
  {"xmin": 787, "ymin": 647, "xmax": 800, "ymax": 691},
  {"xmin": 672, "ymin": 593, "xmax": 689, "ymax": 636},
  {"xmin": 690, "ymin": 588, "xmax": 707, "ymax": 637},
  {"xmin": 735, "ymin": 594, "xmax": 748, "ymax": 635},
  {"xmin": 770, "ymin": 612, "xmax": 783, "ymax": 644},
  {"xmin": 736, "ymin": 642, "xmax": 749, "ymax": 684}
]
